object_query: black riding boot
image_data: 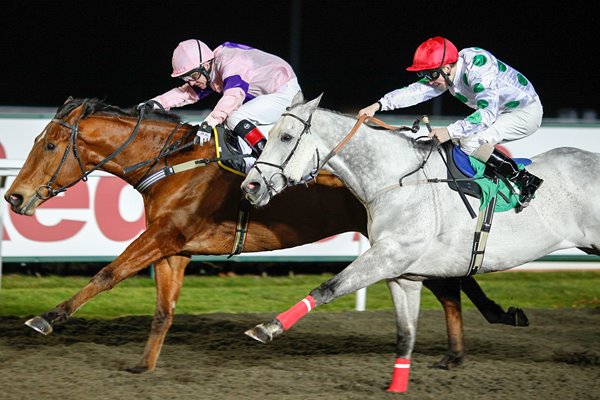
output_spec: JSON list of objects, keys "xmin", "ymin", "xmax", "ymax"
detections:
[
  {"xmin": 485, "ymin": 149, "xmax": 544, "ymax": 211},
  {"xmin": 233, "ymin": 119, "xmax": 267, "ymax": 158}
]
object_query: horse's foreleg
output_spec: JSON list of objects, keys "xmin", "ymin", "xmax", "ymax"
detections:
[
  {"xmin": 246, "ymin": 243, "xmax": 408, "ymax": 343},
  {"xmin": 423, "ymin": 278, "xmax": 465, "ymax": 369},
  {"xmin": 25, "ymin": 225, "xmax": 169, "ymax": 335},
  {"xmin": 128, "ymin": 255, "xmax": 190, "ymax": 373},
  {"xmin": 461, "ymin": 276, "xmax": 529, "ymax": 326}
]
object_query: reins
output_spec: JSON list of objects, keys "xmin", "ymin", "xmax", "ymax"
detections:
[
  {"xmin": 318, "ymin": 115, "xmax": 420, "ymax": 169},
  {"xmin": 122, "ymin": 123, "xmax": 203, "ymax": 176}
]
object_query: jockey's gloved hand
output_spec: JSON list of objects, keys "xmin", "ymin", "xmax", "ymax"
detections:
[{"xmin": 194, "ymin": 121, "xmax": 212, "ymax": 145}]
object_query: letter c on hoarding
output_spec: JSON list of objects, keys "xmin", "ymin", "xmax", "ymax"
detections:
[
  {"xmin": 5, "ymin": 177, "xmax": 145, "ymax": 242},
  {"xmin": 95, "ymin": 177, "xmax": 145, "ymax": 241}
]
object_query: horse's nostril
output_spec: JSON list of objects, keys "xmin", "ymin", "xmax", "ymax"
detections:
[
  {"xmin": 246, "ymin": 182, "xmax": 260, "ymax": 194},
  {"xmin": 6, "ymin": 193, "xmax": 23, "ymax": 207}
]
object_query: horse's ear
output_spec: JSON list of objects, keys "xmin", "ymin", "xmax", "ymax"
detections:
[
  {"xmin": 304, "ymin": 93, "xmax": 323, "ymax": 112},
  {"xmin": 291, "ymin": 90, "xmax": 304, "ymax": 107},
  {"xmin": 64, "ymin": 96, "xmax": 74, "ymax": 104}
]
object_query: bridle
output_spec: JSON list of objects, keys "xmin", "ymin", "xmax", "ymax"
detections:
[
  {"xmin": 250, "ymin": 110, "xmax": 321, "ymax": 199},
  {"xmin": 35, "ymin": 99, "xmax": 148, "ymax": 201}
]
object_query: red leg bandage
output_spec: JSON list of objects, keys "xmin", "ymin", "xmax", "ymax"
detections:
[
  {"xmin": 276, "ymin": 295, "xmax": 316, "ymax": 331},
  {"xmin": 386, "ymin": 357, "xmax": 411, "ymax": 393}
]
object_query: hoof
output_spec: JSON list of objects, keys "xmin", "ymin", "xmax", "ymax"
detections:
[
  {"xmin": 25, "ymin": 316, "xmax": 53, "ymax": 335},
  {"xmin": 244, "ymin": 320, "xmax": 283, "ymax": 344},
  {"xmin": 507, "ymin": 307, "xmax": 530, "ymax": 327},
  {"xmin": 431, "ymin": 353, "xmax": 463, "ymax": 370},
  {"xmin": 124, "ymin": 366, "xmax": 150, "ymax": 374}
]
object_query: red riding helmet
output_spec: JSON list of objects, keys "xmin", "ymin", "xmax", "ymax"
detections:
[{"xmin": 406, "ymin": 37, "xmax": 458, "ymax": 71}]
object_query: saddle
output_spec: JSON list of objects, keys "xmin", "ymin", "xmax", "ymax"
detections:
[
  {"xmin": 442, "ymin": 142, "xmax": 531, "ymax": 199},
  {"xmin": 214, "ymin": 125, "xmax": 249, "ymax": 176},
  {"xmin": 442, "ymin": 142, "xmax": 482, "ymax": 198}
]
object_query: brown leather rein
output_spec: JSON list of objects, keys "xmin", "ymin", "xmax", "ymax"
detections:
[{"xmin": 319, "ymin": 114, "xmax": 420, "ymax": 168}]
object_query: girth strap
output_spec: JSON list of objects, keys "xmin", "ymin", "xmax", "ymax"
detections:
[
  {"xmin": 134, "ymin": 154, "xmax": 248, "ymax": 192},
  {"xmin": 228, "ymin": 198, "xmax": 251, "ymax": 258},
  {"xmin": 466, "ymin": 177, "xmax": 499, "ymax": 275}
]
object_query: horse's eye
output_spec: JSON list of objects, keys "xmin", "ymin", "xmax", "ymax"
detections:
[
  {"xmin": 281, "ymin": 133, "xmax": 293, "ymax": 142},
  {"xmin": 45, "ymin": 143, "xmax": 56, "ymax": 151}
]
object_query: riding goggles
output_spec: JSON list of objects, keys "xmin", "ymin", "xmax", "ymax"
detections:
[
  {"xmin": 181, "ymin": 70, "xmax": 204, "ymax": 82},
  {"xmin": 416, "ymin": 69, "xmax": 441, "ymax": 81}
]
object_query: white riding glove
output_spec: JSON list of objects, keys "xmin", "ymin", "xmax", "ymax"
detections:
[{"xmin": 194, "ymin": 122, "xmax": 212, "ymax": 145}]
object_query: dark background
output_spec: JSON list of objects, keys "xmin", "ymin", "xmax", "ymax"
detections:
[{"xmin": 1, "ymin": 1, "xmax": 597, "ymax": 119}]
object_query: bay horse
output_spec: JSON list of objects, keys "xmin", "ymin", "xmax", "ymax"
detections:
[
  {"xmin": 4, "ymin": 97, "xmax": 526, "ymax": 374},
  {"xmin": 240, "ymin": 94, "xmax": 600, "ymax": 392}
]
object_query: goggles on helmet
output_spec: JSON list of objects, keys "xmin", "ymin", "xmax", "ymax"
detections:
[
  {"xmin": 416, "ymin": 69, "xmax": 441, "ymax": 81},
  {"xmin": 181, "ymin": 69, "xmax": 204, "ymax": 82},
  {"xmin": 180, "ymin": 61, "xmax": 213, "ymax": 83}
]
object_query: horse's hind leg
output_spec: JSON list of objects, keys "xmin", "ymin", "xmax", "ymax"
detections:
[
  {"xmin": 423, "ymin": 278, "xmax": 465, "ymax": 370},
  {"xmin": 460, "ymin": 277, "xmax": 529, "ymax": 327},
  {"xmin": 386, "ymin": 278, "xmax": 422, "ymax": 393},
  {"xmin": 127, "ymin": 255, "xmax": 190, "ymax": 373}
]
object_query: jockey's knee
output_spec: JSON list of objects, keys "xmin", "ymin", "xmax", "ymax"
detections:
[
  {"xmin": 472, "ymin": 143, "xmax": 495, "ymax": 162},
  {"xmin": 460, "ymin": 136, "xmax": 497, "ymax": 160}
]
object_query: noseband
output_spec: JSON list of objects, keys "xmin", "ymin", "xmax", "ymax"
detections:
[{"xmin": 251, "ymin": 111, "xmax": 321, "ymax": 200}]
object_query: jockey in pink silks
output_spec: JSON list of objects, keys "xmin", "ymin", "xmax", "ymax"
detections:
[{"xmin": 147, "ymin": 39, "xmax": 301, "ymax": 172}]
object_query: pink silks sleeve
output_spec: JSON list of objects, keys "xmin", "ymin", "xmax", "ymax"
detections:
[
  {"xmin": 208, "ymin": 87, "xmax": 246, "ymax": 125},
  {"xmin": 152, "ymin": 84, "xmax": 199, "ymax": 111}
]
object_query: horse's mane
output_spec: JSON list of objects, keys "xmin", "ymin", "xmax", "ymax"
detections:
[{"xmin": 55, "ymin": 98, "xmax": 182, "ymax": 123}]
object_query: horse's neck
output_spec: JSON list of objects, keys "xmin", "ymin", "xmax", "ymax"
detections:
[
  {"xmin": 84, "ymin": 116, "xmax": 188, "ymax": 183},
  {"xmin": 314, "ymin": 110, "xmax": 425, "ymax": 203}
]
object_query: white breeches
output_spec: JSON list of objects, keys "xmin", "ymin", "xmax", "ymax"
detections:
[
  {"xmin": 458, "ymin": 96, "xmax": 543, "ymax": 155},
  {"xmin": 226, "ymin": 78, "xmax": 302, "ymax": 137},
  {"xmin": 226, "ymin": 78, "xmax": 301, "ymax": 173}
]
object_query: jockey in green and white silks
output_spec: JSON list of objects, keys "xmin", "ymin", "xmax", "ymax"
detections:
[{"xmin": 358, "ymin": 36, "xmax": 544, "ymax": 211}]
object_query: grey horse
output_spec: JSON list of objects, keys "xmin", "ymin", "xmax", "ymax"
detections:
[{"xmin": 240, "ymin": 94, "xmax": 600, "ymax": 393}]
